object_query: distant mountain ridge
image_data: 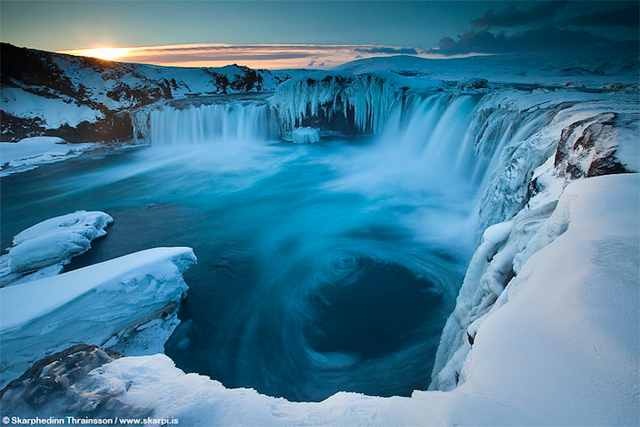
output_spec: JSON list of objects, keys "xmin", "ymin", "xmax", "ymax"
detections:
[{"xmin": 335, "ymin": 41, "xmax": 640, "ymax": 80}]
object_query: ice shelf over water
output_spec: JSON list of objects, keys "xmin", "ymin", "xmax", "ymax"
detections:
[
  {"xmin": 0, "ymin": 211, "xmax": 113, "ymax": 287},
  {"xmin": 0, "ymin": 137, "xmax": 96, "ymax": 176},
  {"xmin": 0, "ymin": 247, "xmax": 196, "ymax": 387}
]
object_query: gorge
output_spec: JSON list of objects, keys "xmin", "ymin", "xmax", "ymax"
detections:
[{"xmin": 1, "ymin": 42, "xmax": 638, "ymax": 425}]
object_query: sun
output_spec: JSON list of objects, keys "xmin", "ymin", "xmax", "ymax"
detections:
[{"xmin": 61, "ymin": 47, "xmax": 131, "ymax": 61}]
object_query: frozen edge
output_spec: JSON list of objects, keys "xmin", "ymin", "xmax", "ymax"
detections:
[{"xmin": 0, "ymin": 247, "xmax": 196, "ymax": 387}]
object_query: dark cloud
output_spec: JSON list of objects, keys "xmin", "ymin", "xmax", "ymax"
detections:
[
  {"xmin": 471, "ymin": 1, "xmax": 568, "ymax": 28},
  {"xmin": 433, "ymin": 26, "xmax": 611, "ymax": 56},
  {"xmin": 563, "ymin": 4, "xmax": 639, "ymax": 28},
  {"xmin": 354, "ymin": 47, "xmax": 418, "ymax": 55}
]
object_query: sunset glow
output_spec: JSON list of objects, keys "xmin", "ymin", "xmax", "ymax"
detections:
[{"xmin": 61, "ymin": 47, "xmax": 131, "ymax": 61}]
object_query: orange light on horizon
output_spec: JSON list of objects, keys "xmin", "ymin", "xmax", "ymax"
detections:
[{"xmin": 60, "ymin": 47, "xmax": 132, "ymax": 61}]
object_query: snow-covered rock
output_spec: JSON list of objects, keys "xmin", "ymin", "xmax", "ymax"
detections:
[
  {"xmin": 431, "ymin": 92, "xmax": 639, "ymax": 391},
  {"xmin": 0, "ymin": 247, "xmax": 196, "ymax": 387},
  {"xmin": 0, "ymin": 211, "xmax": 113, "ymax": 287},
  {"xmin": 0, "ymin": 136, "xmax": 95, "ymax": 176},
  {"xmin": 291, "ymin": 126, "xmax": 320, "ymax": 144}
]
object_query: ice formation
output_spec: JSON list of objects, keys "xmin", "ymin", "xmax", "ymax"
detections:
[
  {"xmin": 291, "ymin": 127, "xmax": 320, "ymax": 144},
  {"xmin": 0, "ymin": 211, "xmax": 113, "ymax": 287},
  {"xmin": 430, "ymin": 92, "xmax": 640, "ymax": 391},
  {"xmin": 0, "ymin": 247, "xmax": 196, "ymax": 387},
  {"xmin": 270, "ymin": 74, "xmax": 399, "ymax": 134}
]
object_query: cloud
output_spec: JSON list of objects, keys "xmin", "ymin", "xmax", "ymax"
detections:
[
  {"xmin": 125, "ymin": 52, "xmax": 312, "ymax": 64},
  {"xmin": 354, "ymin": 47, "xmax": 418, "ymax": 55},
  {"xmin": 563, "ymin": 4, "xmax": 639, "ymax": 28},
  {"xmin": 471, "ymin": 1, "xmax": 569, "ymax": 28},
  {"xmin": 61, "ymin": 43, "xmax": 431, "ymax": 69},
  {"xmin": 433, "ymin": 26, "xmax": 611, "ymax": 56}
]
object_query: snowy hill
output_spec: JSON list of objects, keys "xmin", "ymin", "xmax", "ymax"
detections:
[{"xmin": 335, "ymin": 41, "xmax": 640, "ymax": 87}]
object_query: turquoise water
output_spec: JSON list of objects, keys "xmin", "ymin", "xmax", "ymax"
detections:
[{"xmin": 1, "ymin": 136, "xmax": 474, "ymax": 401}]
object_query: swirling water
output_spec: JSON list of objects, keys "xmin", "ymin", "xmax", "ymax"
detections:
[{"xmin": 1, "ymin": 94, "xmax": 503, "ymax": 401}]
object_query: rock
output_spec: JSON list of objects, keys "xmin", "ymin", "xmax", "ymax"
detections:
[{"xmin": 0, "ymin": 344, "xmax": 150, "ymax": 419}]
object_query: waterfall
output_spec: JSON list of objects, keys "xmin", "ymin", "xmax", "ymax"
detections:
[
  {"xmin": 132, "ymin": 101, "xmax": 279, "ymax": 145},
  {"xmin": 374, "ymin": 93, "xmax": 550, "ymax": 197}
]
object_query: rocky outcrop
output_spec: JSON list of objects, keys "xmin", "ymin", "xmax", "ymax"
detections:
[
  {"xmin": 0, "ymin": 344, "xmax": 150, "ymax": 419},
  {"xmin": 554, "ymin": 112, "xmax": 633, "ymax": 179}
]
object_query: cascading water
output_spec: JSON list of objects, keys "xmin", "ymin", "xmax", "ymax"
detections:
[
  {"xmin": 2, "ymin": 89, "xmax": 554, "ymax": 402},
  {"xmin": 133, "ymin": 100, "xmax": 279, "ymax": 145}
]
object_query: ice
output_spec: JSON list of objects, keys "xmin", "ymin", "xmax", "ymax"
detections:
[
  {"xmin": 291, "ymin": 127, "xmax": 320, "ymax": 144},
  {"xmin": 431, "ymin": 90, "xmax": 639, "ymax": 390},
  {"xmin": 270, "ymin": 74, "xmax": 399, "ymax": 134},
  {"xmin": 0, "ymin": 247, "xmax": 196, "ymax": 387},
  {"xmin": 0, "ymin": 210, "xmax": 113, "ymax": 287},
  {"xmin": 0, "ymin": 137, "xmax": 96, "ymax": 176}
]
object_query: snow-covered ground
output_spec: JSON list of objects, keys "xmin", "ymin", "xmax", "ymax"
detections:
[
  {"xmin": 0, "ymin": 247, "xmax": 196, "ymax": 387},
  {"xmin": 15, "ymin": 174, "xmax": 633, "ymax": 426},
  {"xmin": 0, "ymin": 137, "xmax": 96, "ymax": 176},
  {"xmin": 0, "ymin": 210, "xmax": 113, "ymax": 287},
  {"xmin": 335, "ymin": 42, "xmax": 639, "ymax": 89}
]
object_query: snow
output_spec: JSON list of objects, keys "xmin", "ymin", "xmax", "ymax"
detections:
[
  {"xmin": 59, "ymin": 174, "xmax": 637, "ymax": 426},
  {"xmin": 1, "ymin": 87, "xmax": 104, "ymax": 129},
  {"xmin": 0, "ymin": 247, "xmax": 196, "ymax": 387},
  {"xmin": 335, "ymin": 42, "xmax": 639, "ymax": 88},
  {"xmin": 458, "ymin": 174, "xmax": 640, "ymax": 426},
  {"xmin": 0, "ymin": 136, "xmax": 96, "ymax": 176},
  {"xmin": 291, "ymin": 127, "xmax": 320, "ymax": 144},
  {"xmin": 0, "ymin": 210, "xmax": 113, "ymax": 287}
]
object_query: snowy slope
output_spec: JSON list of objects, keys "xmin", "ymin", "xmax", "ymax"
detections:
[
  {"xmin": 0, "ymin": 247, "xmax": 196, "ymax": 387},
  {"xmin": 2, "ymin": 175, "xmax": 636, "ymax": 425},
  {"xmin": 336, "ymin": 42, "xmax": 640, "ymax": 88}
]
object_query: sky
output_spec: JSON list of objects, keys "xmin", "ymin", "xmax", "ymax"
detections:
[{"xmin": 1, "ymin": 1, "xmax": 638, "ymax": 69}]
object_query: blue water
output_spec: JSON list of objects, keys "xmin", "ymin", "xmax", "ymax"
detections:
[{"xmin": 1, "ymin": 134, "xmax": 474, "ymax": 401}]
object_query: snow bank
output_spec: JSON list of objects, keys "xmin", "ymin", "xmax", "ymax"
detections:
[
  {"xmin": 0, "ymin": 137, "xmax": 96, "ymax": 176},
  {"xmin": 39, "ymin": 174, "xmax": 635, "ymax": 426},
  {"xmin": 291, "ymin": 127, "xmax": 320, "ymax": 144},
  {"xmin": 0, "ymin": 211, "xmax": 113, "ymax": 287},
  {"xmin": 0, "ymin": 247, "xmax": 196, "ymax": 387}
]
